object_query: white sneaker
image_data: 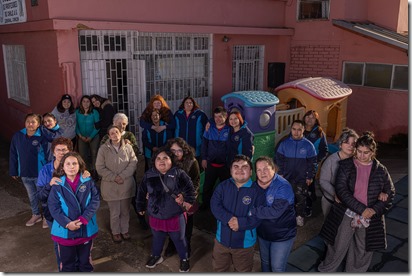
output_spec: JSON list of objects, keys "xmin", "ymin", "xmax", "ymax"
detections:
[
  {"xmin": 296, "ymin": 216, "xmax": 304, "ymax": 227},
  {"xmin": 42, "ymin": 218, "xmax": 49, "ymax": 229},
  {"xmin": 26, "ymin": 214, "xmax": 42, "ymax": 226}
]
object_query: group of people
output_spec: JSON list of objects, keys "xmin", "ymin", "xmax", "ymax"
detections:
[{"xmin": 8, "ymin": 92, "xmax": 395, "ymax": 273}]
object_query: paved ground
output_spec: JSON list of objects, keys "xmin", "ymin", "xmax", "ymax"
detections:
[{"xmin": 0, "ymin": 136, "xmax": 408, "ymax": 273}]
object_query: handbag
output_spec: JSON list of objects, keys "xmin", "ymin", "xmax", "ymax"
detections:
[{"xmin": 158, "ymin": 174, "xmax": 197, "ymax": 214}]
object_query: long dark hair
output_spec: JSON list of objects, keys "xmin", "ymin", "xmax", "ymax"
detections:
[
  {"xmin": 78, "ymin": 95, "xmax": 93, "ymax": 115},
  {"xmin": 165, "ymin": 137, "xmax": 196, "ymax": 171},
  {"xmin": 178, "ymin": 96, "xmax": 200, "ymax": 111},
  {"xmin": 56, "ymin": 94, "xmax": 75, "ymax": 114},
  {"xmin": 356, "ymin": 131, "xmax": 377, "ymax": 157}
]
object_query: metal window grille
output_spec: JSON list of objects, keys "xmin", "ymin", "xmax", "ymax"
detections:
[
  {"xmin": 79, "ymin": 30, "xmax": 212, "ymax": 150},
  {"xmin": 3, "ymin": 45, "xmax": 30, "ymax": 105},
  {"xmin": 298, "ymin": 0, "xmax": 330, "ymax": 20},
  {"xmin": 232, "ymin": 45, "xmax": 264, "ymax": 91}
]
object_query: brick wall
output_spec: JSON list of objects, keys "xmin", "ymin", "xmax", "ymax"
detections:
[{"xmin": 289, "ymin": 45, "xmax": 340, "ymax": 81}]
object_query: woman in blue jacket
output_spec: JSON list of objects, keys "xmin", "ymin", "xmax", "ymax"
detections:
[
  {"xmin": 250, "ymin": 156, "xmax": 296, "ymax": 272},
  {"xmin": 174, "ymin": 96, "xmax": 208, "ymax": 164},
  {"xmin": 9, "ymin": 113, "xmax": 55, "ymax": 227},
  {"xmin": 48, "ymin": 152, "xmax": 100, "ymax": 272},
  {"xmin": 226, "ymin": 111, "xmax": 254, "ymax": 166}
]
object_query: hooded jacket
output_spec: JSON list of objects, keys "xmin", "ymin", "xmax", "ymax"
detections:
[
  {"xmin": 48, "ymin": 175, "xmax": 100, "ymax": 240},
  {"xmin": 201, "ymin": 120, "xmax": 230, "ymax": 165}
]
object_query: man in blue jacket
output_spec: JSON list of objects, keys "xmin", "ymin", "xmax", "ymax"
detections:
[
  {"xmin": 275, "ymin": 119, "xmax": 317, "ymax": 227},
  {"xmin": 210, "ymin": 154, "xmax": 263, "ymax": 272}
]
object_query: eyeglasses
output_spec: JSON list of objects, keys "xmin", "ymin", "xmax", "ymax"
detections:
[{"xmin": 171, "ymin": 149, "xmax": 183, "ymax": 154}]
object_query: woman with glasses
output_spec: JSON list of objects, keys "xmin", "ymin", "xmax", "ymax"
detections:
[
  {"xmin": 163, "ymin": 137, "xmax": 200, "ymax": 259},
  {"xmin": 174, "ymin": 96, "xmax": 208, "ymax": 166}
]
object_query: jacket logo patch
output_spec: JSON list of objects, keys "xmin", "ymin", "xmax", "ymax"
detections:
[
  {"xmin": 310, "ymin": 133, "xmax": 317, "ymax": 139},
  {"xmin": 234, "ymin": 135, "xmax": 240, "ymax": 142},
  {"xmin": 223, "ymin": 132, "xmax": 229, "ymax": 138},
  {"xmin": 299, "ymin": 148, "xmax": 307, "ymax": 155},
  {"xmin": 266, "ymin": 194, "xmax": 274, "ymax": 205},
  {"xmin": 242, "ymin": 196, "xmax": 252, "ymax": 205},
  {"xmin": 191, "ymin": 115, "xmax": 196, "ymax": 120},
  {"xmin": 78, "ymin": 185, "xmax": 87, "ymax": 193},
  {"xmin": 32, "ymin": 140, "xmax": 39, "ymax": 146}
]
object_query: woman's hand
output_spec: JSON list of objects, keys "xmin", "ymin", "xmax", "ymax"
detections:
[
  {"xmin": 66, "ymin": 219, "xmax": 82, "ymax": 231},
  {"xmin": 82, "ymin": 170, "xmax": 91, "ymax": 179},
  {"xmin": 114, "ymin": 175, "xmax": 124, "ymax": 184},
  {"xmin": 175, "ymin": 193, "xmax": 184, "ymax": 205},
  {"xmin": 202, "ymin": 160, "xmax": 207, "ymax": 170},
  {"xmin": 138, "ymin": 211, "xmax": 145, "ymax": 216},
  {"xmin": 361, "ymin": 208, "xmax": 376, "ymax": 219},
  {"xmin": 205, "ymin": 122, "xmax": 210, "ymax": 131},
  {"xmin": 49, "ymin": 177, "xmax": 62, "ymax": 186}
]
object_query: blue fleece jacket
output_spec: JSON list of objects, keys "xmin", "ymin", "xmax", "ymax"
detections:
[
  {"xmin": 36, "ymin": 161, "xmax": 55, "ymax": 221},
  {"xmin": 142, "ymin": 120, "xmax": 173, "ymax": 159},
  {"xmin": 174, "ymin": 108, "xmax": 208, "ymax": 157},
  {"xmin": 201, "ymin": 121, "xmax": 230, "ymax": 165},
  {"xmin": 275, "ymin": 135, "xmax": 317, "ymax": 185},
  {"xmin": 227, "ymin": 122, "xmax": 254, "ymax": 166},
  {"xmin": 251, "ymin": 174, "xmax": 297, "ymax": 242},
  {"xmin": 48, "ymin": 175, "xmax": 100, "ymax": 239},
  {"xmin": 9, "ymin": 127, "xmax": 53, "ymax": 177},
  {"xmin": 211, "ymin": 178, "xmax": 263, "ymax": 249}
]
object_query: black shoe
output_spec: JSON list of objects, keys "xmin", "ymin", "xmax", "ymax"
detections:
[
  {"xmin": 179, "ymin": 259, "xmax": 190, "ymax": 272},
  {"xmin": 145, "ymin": 255, "xmax": 164, "ymax": 268},
  {"xmin": 164, "ymin": 242, "xmax": 176, "ymax": 257},
  {"xmin": 305, "ymin": 208, "xmax": 312, "ymax": 217}
]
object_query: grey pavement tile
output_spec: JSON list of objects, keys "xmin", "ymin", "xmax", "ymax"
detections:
[
  {"xmin": 396, "ymin": 197, "xmax": 409, "ymax": 209},
  {"xmin": 369, "ymin": 252, "xmax": 383, "ymax": 269},
  {"xmin": 393, "ymin": 242, "xmax": 409, "ymax": 262},
  {"xmin": 379, "ymin": 259, "xmax": 409, "ymax": 272},
  {"xmin": 286, "ymin": 263, "xmax": 304, "ymax": 272},
  {"xmin": 287, "ymin": 245, "xmax": 320, "ymax": 272},
  {"xmin": 394, "ymin": 176, "xmax": 408, "ymax": 196},
  {"xmin": 387, "ymin": 206, "xmax": 408, "ymax": 223},
  {"xmin": 378, "ymin": 234, "xmax": 405, "ymax": 253},
  {"xmin": 385, "ymin": 218, "xmax": 409, "ymax": 239},
  {"xmin": 305, "ymin": 235, "xmax": 326, "ymax": 252}
]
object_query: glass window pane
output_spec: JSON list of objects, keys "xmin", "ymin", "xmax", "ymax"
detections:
[
  {"xmin": 393, "ymin": 66, "xmax": 408, "ymax": 90},
  {"xmin": 364, "ymin": 64, "xmax": 392, "ymax": 89},
  {"xmin": 343, "ymin": 63, "xmax": 363, "ymax": 85}
]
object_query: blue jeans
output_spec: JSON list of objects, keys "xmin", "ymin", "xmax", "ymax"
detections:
[
  {"xmin": 21, "ymin": 177, "xmax": 40, "ymax": 215},
  {"xmin": 258, "ymin": 236, "xmax": 295, "ymax": 272}
]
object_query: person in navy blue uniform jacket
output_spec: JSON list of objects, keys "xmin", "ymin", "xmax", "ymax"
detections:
[
  {"xmin": 210, "ymin": 154, "xmax": 263, "ymax": 272},
  {"xmin": 142, "ymin": 109, "xmax": 174, "ymax": 171},
  {"xmin": 249, "ymin": 156, "xmax": 296, "ymax": 272},
  {"xmin": 275, "ymin": 119, "xmax": 317, "ymax": 227},
  {"xmin": 9, "ymin": 113, "xmax": 56, "ymax": 227},
  {"xmin": 140, "ymin": 94, "xmax": 176, "ymax": 136},
  {"xmin": 174, "ymin": 96, "xmax": 208, "ymax": 165},
  {"xmin": 48, "ymin": 152, "xmax": 100, "ymax": 272},
  {"xmin": 226, "ymin": 110, "xmax": 254, "ymax": 166}
]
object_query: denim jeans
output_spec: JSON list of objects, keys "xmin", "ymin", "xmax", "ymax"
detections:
[
  {"xmin": 21, "ymin": 177, "xmax": 40, "ymax": 215},
  {"xmin": 258, "ymin": 236, "xmax": 295, "ymax": 272}
]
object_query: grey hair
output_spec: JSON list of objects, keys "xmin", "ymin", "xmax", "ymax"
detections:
[
  {"xmin": 113, "ymin": 112, "xmax": 128, "ymax": 125},
  {"xmin": 337, "ymin": 128, "xmax": 359, "ymax": 146}
]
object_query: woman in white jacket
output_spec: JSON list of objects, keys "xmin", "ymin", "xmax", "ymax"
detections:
[{"xmin": 96, "ymin": 125, "xmax": 138, "ymax": 243}]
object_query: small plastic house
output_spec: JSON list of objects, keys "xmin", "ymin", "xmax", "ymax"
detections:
[{"xmin": 275, "ymin": 77, "xmax": 352, "ymax": 142}]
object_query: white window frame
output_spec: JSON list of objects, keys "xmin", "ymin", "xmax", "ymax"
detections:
[
  {"xmin": 297, "ymin": 0, "xmax": 330, "ymax": 21},
  {"xmin": 342, "ymin": 61, "xmax": 408, "ymax": 92},
  {"xmin": 3, "ymin": 45, "xmax": 30, "ymax": 105}
]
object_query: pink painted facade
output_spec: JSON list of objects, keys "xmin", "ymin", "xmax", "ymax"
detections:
[{"xmin": 0, "ymin": 0, "xmax": 407, "ymax": 143}]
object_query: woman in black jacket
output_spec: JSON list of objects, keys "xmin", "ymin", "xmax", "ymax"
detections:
[
  {"xmin": 318, "ymin": 131, "xmax": 395, "ymax": 272},
  {"xmin": 136, "ymin": 148, "xmax": 195, "ymax": 272}
]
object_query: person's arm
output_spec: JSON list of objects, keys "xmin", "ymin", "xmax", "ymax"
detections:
[
  {"xmin": 210, "ymin": 182, "xmax": 233, "ymax": 224},
  {"xmin": 88, "ymin": 110, "xmax": 100, "ymax": 139},
  {"xmin": 242, "ymin": 129, "xmax": 254, "ymax": 159},
  {"xmin": 136, "ymin": 175, "xmax": 149, "ymax": 213},
  {"xmin": 100, "ymin": 134, "xmax": 109, "ymax": 146},
  {"xmin": 164, "ymin": 109, "xmax": 176, "ymax": 130},
  {"xmin": 370, "ymin": 166, "xmax": 395, "ymax": 216},
  {"xmin": 118, "ymin": 145, "xmax": 138, "ymax": 179},
  {"xmin": 178, "ymin": 170, "xmax": 196, "ymax": 204},
  {"xmin": 201, "ymin": 130, "xmax": 210, "ymax": 169},
  {"xmin": 95, "ymin": 147, "xmax": 117, "ymax": 181},
  {"xmin": 48, "ymin": 185, "xmax": 72, "ymax": 227},
  {"xmin": 79, "ymin": 181, "xmax": 100, "ymax": 223},
  {"xmin": 36, "ymin": 166, "xmax": 53, "ymax": 202},
  {"xmin": 306, "ymin": 144, "xmax": 318, "ymax": 181},
  {"xmin": 188, "ymin": 160, "xmax": 201, "ymax": 198},
  {"xmin": 275, "ymin": 144, "xmax": 285, "ymax": 176},
  {"xmin": 9, "ymin": 135, "xmax": 19, "ymax": 177},
  {"xmin": 95, "ymin": 104, "xmax": 115, "ymax": 130},
  {"xmin": 318, "ymin": 132, "xmax": 329, "ymax": 162}
]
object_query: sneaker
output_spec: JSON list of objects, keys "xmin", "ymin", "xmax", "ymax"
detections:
[
  {"xmin": 145, "ymin": 255, "xmax": 164, "ymax": 268},
  {"xmin": 296, "ymin": 216, "xmax": 304, "ymax": 227},
  {"xmin": 42, "ymin": 218, "xmax": 49, "ymax": 229},
  {"xmin": 179, "ymin": 259, "xmax": 190, "ymax": 272},
  {"xmin": 26, "ymin": 214, "xmax": 42, "ymax": 226},
  {"xmin": 121, "ymin": 232, "xmax": 131, "ymax": 240},
  {"xmin": 112, "ymin": 234, "xmax": 122, "ymax": 243}
]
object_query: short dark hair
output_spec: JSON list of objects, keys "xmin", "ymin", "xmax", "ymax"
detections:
[
  {"xmin": 291, "ymin": 119, "xmax": 304, "ymax": 128},
  {"xmin": 231, "ymin": 154, "xmax": 253, "ymax": 171},
  {"xmin": 356, "ymin": 131, "xmax": 377, "ymax": 154},
  {"xmin": 254, "ymin": 156, "xmax": 277, "ymax": 172},
  {"xmin": 53, "ymin": 152, "xmax": 86, "ymax": 178},
  {"xmin": 151, "ymin": 146, "xmax": 175, "ymax": 168},
  {"xmin": 51, "ymin": 137, "xmax": 73, "ymax": 153},
  {"xmin": 213, "ymin": 106, "xmax": 227, "ymax": 116}
]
